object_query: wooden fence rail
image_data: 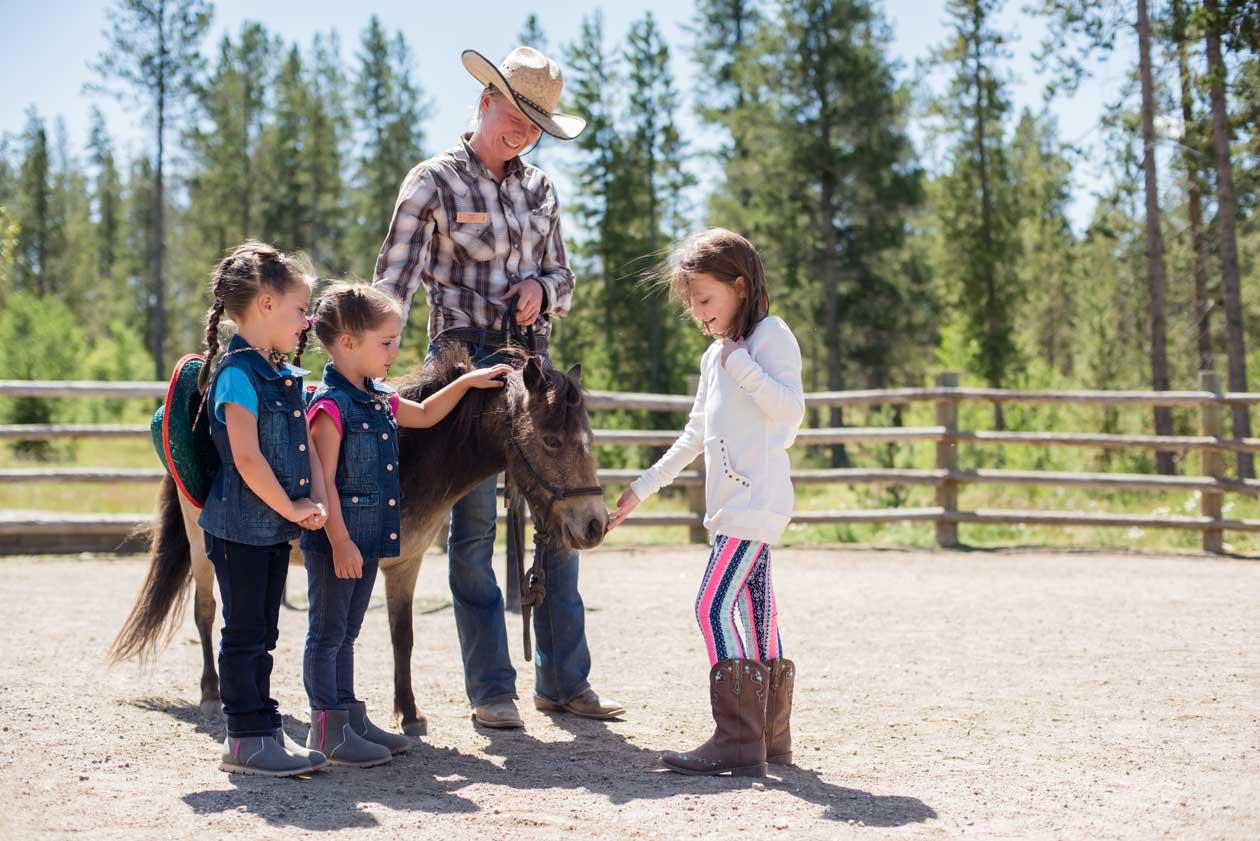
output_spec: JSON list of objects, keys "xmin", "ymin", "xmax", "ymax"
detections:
[{"xmin": 1, "ymin": 372, "xmax": 1256, "ymax": 554}]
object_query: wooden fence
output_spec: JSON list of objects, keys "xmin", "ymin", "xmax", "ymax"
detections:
[{"xmin": 2, "ymin": 371, "xmax": 1259, "ymax": 554}]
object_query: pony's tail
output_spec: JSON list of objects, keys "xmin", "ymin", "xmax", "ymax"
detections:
[{"xmin": 108, "ymin": 475, "xmax": 193, "ymax": 664}]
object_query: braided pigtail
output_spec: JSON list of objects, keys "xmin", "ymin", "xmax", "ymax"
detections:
[
  {"xmin": 198, "ymin": 299, "xmax": 226, "ymax": 393},
  {"xmin": 293, "ymin": 316, "xmax": 313, "ymax": 368}
]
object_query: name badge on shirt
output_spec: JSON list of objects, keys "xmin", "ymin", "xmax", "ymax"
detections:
[{"xmin": 456, "ymin": 211, "xmax": 489, "ymax": 224}]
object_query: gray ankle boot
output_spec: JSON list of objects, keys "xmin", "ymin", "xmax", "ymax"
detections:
[
  {"xmin": 307, "ymin": 708, "xmax": 392, "ymax": 768},
  {"xmin": 274, "ymin": 726, "xmax": 327, "ymax": 770},
  {"xmin": 346, "ymin": 701, "xmax": 411, "ymax": 754},
  {"xmin": 220, "ymin": 735, "xmax": 314, "ymax": 777}
]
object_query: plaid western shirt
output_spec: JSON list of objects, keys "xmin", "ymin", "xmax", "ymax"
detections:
[{"xmin": 372, "ymin": 134, "xmax": 575, "ymax": 342}]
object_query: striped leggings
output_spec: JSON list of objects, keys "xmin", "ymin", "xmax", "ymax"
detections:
[{"xmin": 694, "ymin": 534, "xmax": 783, "ymax": 665}]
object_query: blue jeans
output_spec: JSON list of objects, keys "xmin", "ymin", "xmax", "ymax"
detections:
[
  {"xmin": 302, "ymin": 550, "xmax": 380, "ymax": 710},
  {"xmin": 433, "ymin": 338, "xmax": 593, "ymax": 707},
  {"xmin": 205, "ymin": 534, "xmax": 288, "ymax": 737}
]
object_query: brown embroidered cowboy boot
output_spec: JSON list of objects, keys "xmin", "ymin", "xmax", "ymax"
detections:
[
  {"xmin": 661, "ymin": 658, "xmax": 768, "ymax": 777},
  {"xmin": 764, "ymin": 658, "xmax": 795, "ymax": 765}
]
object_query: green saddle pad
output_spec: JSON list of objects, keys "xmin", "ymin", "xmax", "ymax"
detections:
[{"xmin": 153, "ymin": 354, "xmax": 220, "ymax": 508}]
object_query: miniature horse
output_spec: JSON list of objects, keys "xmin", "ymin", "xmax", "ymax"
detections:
[{"xmin": 110, "ymin": 346, "xmax": 607, "ymax": 735}]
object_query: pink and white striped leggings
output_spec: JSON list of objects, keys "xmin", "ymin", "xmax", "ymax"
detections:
[{"xmin": 694, "ymin": 534, "xmax": 783, "ymax": 665}]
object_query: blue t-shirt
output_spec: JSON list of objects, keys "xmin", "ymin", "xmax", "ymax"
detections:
[{"xmin": 212, "ymin": 366, "xmax": 259, "ymax": 423}]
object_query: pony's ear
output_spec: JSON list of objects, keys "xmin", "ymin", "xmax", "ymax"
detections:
[
  {"xmin": 524, "ymin": 355, "xmax": 547, "ymax": 391},
  {"xmin": 566, "ymin": 363, "xmax": 582, "ymax": 386}
]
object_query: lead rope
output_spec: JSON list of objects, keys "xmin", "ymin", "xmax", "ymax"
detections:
[{"xmin": 502, "ymin": 296, "xmax": 545, "ymax": 661}]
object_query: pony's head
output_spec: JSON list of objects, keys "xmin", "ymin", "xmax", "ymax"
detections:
[
  {"xmin": 505, "ymin": 354, "xmax": 607, "ymax": 550},
  {"xmin": 403, "ymin": 345, "xmax": 606, "ymax": 551}
]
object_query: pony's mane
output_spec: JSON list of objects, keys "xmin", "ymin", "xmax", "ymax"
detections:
[{"xmin": 392, "ymin": 344, "xmax": 587, "ymax": 444}]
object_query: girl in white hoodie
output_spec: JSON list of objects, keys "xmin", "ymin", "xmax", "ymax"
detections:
[{"xmin": 609, "ymin": 228, "xmax": 804, "ymax": 778}]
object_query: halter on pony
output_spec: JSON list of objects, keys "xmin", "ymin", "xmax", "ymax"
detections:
[{"xmin": 499, "ymin": 303, "xmax": 602, "ymax": 661}]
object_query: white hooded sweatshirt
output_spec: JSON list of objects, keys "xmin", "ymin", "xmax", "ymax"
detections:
[{"xmin": 630, "ymin": 315, "xmax": 805, "ymax": 545}]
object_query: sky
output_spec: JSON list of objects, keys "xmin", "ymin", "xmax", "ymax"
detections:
[{"xmin": 1, "ymin": 0, "xmax": 1130, "ymax": 232}]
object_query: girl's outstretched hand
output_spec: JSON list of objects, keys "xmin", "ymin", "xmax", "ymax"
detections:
[
  {"xmin": 607, "ymin": 488, "xmax": 641, "ymax": 531},
  {"xmin": 459, "ymin": 363, "xmax": 515, "ymax": 390}
]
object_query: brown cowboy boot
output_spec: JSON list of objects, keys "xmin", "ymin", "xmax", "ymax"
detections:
[
  {"xmin": 661, "ymin": 659, "xmax": 768, "ymax": 777},
  {"xmin": 764, "ymin": 658, "xmax": 795, "ymax": 765}
]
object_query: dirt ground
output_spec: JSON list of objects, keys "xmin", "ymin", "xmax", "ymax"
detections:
[{"xmin": 1, "ymin": 544, "xmax": 1257, "ymax": 841}]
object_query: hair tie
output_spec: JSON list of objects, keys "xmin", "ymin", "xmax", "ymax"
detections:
[{"xmin": 305, "ymin": 315, "xmax": 315, "ymax": 328}]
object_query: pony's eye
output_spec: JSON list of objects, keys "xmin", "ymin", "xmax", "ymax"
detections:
[{"xmin": 543, "ymin": 435, "xmax": 562, "ymax": 450}]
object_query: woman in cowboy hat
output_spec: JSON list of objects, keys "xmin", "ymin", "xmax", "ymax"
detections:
[{"xmin": 373, "ymin": 46, "xmax": 624, "ymax": 731}]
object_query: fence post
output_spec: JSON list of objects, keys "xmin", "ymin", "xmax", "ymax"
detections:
[
  {"xmin": 935, "ymin": 371, "xmax": 960, "ymax": 548},
  {"xmin": 686, "ymin": 374, "xmax": 707, "ymax": 544},
  {"xmin": 1199, "ymin": 370, "xmax": 1225, "ymax": 554}
]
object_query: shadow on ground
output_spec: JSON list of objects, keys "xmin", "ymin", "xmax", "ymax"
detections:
[{"xmin": 132, "ymin": 698, "xmax": 936, "ymax": 832}]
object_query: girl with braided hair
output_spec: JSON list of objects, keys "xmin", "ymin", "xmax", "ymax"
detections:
[{"xmin": 195, "ymin": 240, "xmax": 330, "ymax": 777}]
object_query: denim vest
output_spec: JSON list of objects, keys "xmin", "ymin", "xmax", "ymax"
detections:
[
  {"xmin": 198, "ymin": 334, "xmax": 313, "ymax": 546},
  {"xmin": 300, "ymin": 363, "xmax": 402, "ymax": 560}
]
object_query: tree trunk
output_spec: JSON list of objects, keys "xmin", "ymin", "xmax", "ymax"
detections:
[
  {"xmin": 970, "ymin": 10, "xmax": 1004, "ymax": 434},
  {"xmin": 1173, "ymin": 0, "xmax": 1213, "ymax": 375},
  {"xmin": 646, "ymin": 145, "xmax": 661, "ymax": 396},
  {"xmin": 1137, "ymin": 0, "xmax": 1175, "ymax": 474},
  {"xmin": 152, "ymin": 0, "xmax": 168, "ymax": 380},
  {"xmin": 1204, "ymin": 0, "xmax": 1253, "ymax": 478},
  {"xmin": 813, "ymin": 32, "xmax": 848, "ymax": 468},
  {"xmin": 733, "ymin": 0, "xmax": 751, "ymax": 209}
]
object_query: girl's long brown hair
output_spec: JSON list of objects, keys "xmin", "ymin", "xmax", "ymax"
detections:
[{"xmin": 667, "ymin": 228, "xmax": 770, "ymax": 341}]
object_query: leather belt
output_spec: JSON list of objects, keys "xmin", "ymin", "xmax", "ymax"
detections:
[{"xmin": 434, "ymin": 325, "xmax": 549, "ymax": 353}]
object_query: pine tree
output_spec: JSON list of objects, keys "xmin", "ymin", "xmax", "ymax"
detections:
[
  {"xmin": 700, "ymin": 0, "xmax": 927, "ymax": 456},
  {"xmin": 188, "ymin": 22, "xmax": 280, "ymax": 255},
  {"xmin": 87, "ymin": 108, "xmax": 122, "ymax": 293},
  {"xmin": 0, "ymin": 136, "xmax": 16, "ymax": 298},
  {"xmin": 1169, "ymin": 0, "xmax": 1214, "ymax": 376},
  {"xmin": 1033, "ymin": 0, "xmax": 1177, "ymax": 469},
  {"xmin": 560, "ymin": 11, "xmax": 628, "ymax": 387},
  {"xmin": 89, "ymin": 0, "xmax": 212, "ymax": 377},
  {"xmin": 352, "ymin": 17, "xmax": 430, "ymax": 277},
  {"xmin": 930, "ymin": 0, "xmax": 1022, "ymax": 429},
  {"xmin": 121, "ymin": 156, "xmax": 157, "ymax": 327},
  {"xmin": 260, "ymin": 45, "xmax": 308, "ymax": 252},
  {"xmin": 689, "ymin": 0, "xmax": 763, "ymax": 209},
  {"xmin": 1203, "ymin": 0, "xmax": 1253, "ymax": 476},
  {"xmin": 15, "ymin": 108, "xmax": 51, "ymax": 297},
  {"xmin": 48, "ymin": 118, "xmax": 98, "ymax": 318},
  {"xmin": 1011, "ymin": 109, "xmax": 1078, "ymax": 378},
  {"xmin": 622, "ymin": 11, "xmax": 694, "ymax": 395},
  {"xmin": 305, "ymin": 32, "xmax": 352, "ymax": 274},
  {"xmin": 1136, "ymin": 0, "xmax": 1176, "ymax": 472}
]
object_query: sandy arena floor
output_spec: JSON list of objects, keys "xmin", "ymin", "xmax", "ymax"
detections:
[{"xmin": 1, "ymin": 545, "xmax": 1257, "ymax": 840}]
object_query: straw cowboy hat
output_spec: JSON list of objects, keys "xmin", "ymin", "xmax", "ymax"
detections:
[{"xmin": 461, "ymin": 46, "xmax": 587, "ymax": 140}]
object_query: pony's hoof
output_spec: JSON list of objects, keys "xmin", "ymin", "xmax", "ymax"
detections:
[
  {"xmin": 401, "ymin": 716, "xmax": 428, "ymax": 738},
  {"xmin": 200, "ymin": 700, "xmax": 223, "ymax": 719}
]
